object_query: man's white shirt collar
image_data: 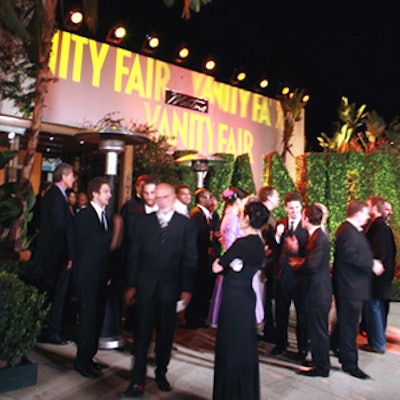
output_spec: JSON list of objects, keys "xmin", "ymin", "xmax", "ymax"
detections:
[
  {"xmin": 198, "ymin": 204, "xmax": 211, "ymax": 219},
  {"xmin": 90, "ymin": 201, "xmax": 105, "ymax": 221},
  {"xmin": 145, "ymin": 204, "xmax": 159, "ymax": 214}
]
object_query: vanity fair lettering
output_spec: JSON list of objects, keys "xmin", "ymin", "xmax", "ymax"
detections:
[
  {"xmin": 50, "ymin": 31, "xmax": 110, "ymax": 87},
  {"xmin": 144, "ymin": 103, "xmax": 255, "ymax": 161},
  {"xmin": 50, "ymin": 30, "xmax": 278, "ymax": 131}
]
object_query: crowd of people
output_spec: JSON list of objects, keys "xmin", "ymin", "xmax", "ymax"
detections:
[{"xmin": 31, "ymin": 162, "xmax": 396, "ymax": 399}]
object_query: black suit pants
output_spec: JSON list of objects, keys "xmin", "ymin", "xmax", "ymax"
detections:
[
  {"xmin": 275, "ymin": 275, "xmax": 308, "ymax": 352},
  {"xmin": 76, "ymin": 280, "xmax": 107, "ymax": 368},
  {"xmin": 305, "ymin": 298, "xmax": 331, "ymax": 373},
  {"xmin": 335, "ymin": 294, "xmax": 362, "ymax": 370},
  {"xmin": 44, "ymin": 269, "xmax": 71, "ymax": 337},
  {"xmin": 130, "ymin": 290, "xmax": 177, "ymax": 385}
]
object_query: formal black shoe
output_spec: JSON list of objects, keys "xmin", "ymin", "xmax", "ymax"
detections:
[
  {"xmin": 294, "ymin": 350, "xmax": 308, "ymax": 361},
  {"xmin": 330, "ymin": 348, "xmax": 340, "ymax": 357},
  {"xmin": 90, "ymin": 360, "xmax": 108, "ymax": 370},
  {"xmin": 263, "ymin": 334, "xmax": 277, "ymax": 344},
  {"xmin": 270, "ymin": 345, "xmax": 287, "ymax": 356},
  {"xmin": 73, "ymin": 361, "xmax": 101, "ymax": 378},
  {"xmin": 301, "ymin": 360, "xmax": 314, "ymax": 368},
  {"xmin": 297, "ymin": 367, "xmax": 329, "ymax": 378},
  {"xmin": 360, "ymin": 344, "xmax": 385, "ymax": 354},
  {"xmin": 118, "ymin": 384, "xmax": 144, "ymax": 398},
  {"xmin": 155, "ymin": 374, "xmax": 172, "ymax": 392},
  {"xmin": 38, "ymin": 334, "xmax": 70, "ymax": 345},
  {"xmin": 343, "ymin": 367, "xmax": 370, "ymax": 380}
]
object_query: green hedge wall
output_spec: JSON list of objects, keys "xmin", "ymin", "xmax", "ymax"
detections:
[
  {"xmin": 230, "ymin": 153, "xmax": 256, "ymax": 195},
  {"xmin": 267, "ymin": 151, "xmax": 400, "ymax": 267},
  {"xmin": 263, "ymin": 152, "xmax": 296, "ymax": 219}
]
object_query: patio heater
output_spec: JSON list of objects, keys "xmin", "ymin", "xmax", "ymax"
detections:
[
  {"xmin": 75, "ymin": 125, "xmax": 150, "ymax": 349},
  {"xmin": 174, "ymin": 153, "xmax": 225, "ymax": 188}
]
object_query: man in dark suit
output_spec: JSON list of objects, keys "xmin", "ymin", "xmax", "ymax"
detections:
[
  {"xmin": 72, "ymin": 177, "xmax": 114, "ymax": 378},
  {"xmin": 271, "ymin": 192, "xmax": 309, "ymax": 359},
  {"xmin": 184, "ymin": 188, "xmax": 214, "ymax": 328},
  {"xmin": 120, "ymin": 174, "xmax": 151, "ymax": 220},
  {"xmin": 291, "ymin": 204, "xmax": 332, "ymax": 377},
  {"xmin": 35, "ymin": 162, "xmax": 75, "ymax": 345},
  {"xmin": 258, "ymin": 185, "xmax": 280, "ymax": 343},
  {"xmin": 333, "ymin": 200, "xmax": 384, "ymax": 380},
  {"xmin": 122, "ymin": 178, "xmax": 158, "ymax": 334},
  {"xmin": 120, "ymin": 183, "xmax": 197, "ymax": 398},
  {"xmin": 362, "ymin": 196, "xmax": 396, "ymax": 354}
]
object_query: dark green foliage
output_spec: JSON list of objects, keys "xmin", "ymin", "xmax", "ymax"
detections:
[
  {"xmin": 0, "ymin": 271, "xmax": 48, "ymax": 366},
  {"xmin": 205, "ymin": 153, "xmax": 235, "ymax": 200},
  {"xmin": 325, "ymin": 154, "xmax": 348, "ymax": 239},
  {"xmin": 132, "ymin": 135, "xmax": 180, "ymax": 186},
  {"xmin": 0, "ymin": 259, "xmax": 42, "ymax": 286},
  {"xmin": 230, "ymin": 154, "xmax": 256, "ymax": 195},
  {"xmin": 296, "ymin": 153, "xmax": 328, "ymax": 205},
  {"xmin": 290, "ymin": 152, "xmax": 400, "ymax": 268},
  {"xmin": 0, "ymin": 151, "xmax": 23, "ymax": 243},
  {"xmin": 392, "ymin": 278, "xmax": 400, "ymax": 301},
  {"xmin": 263, "ymin": 152, "xmax": 296, "ymax": 219},
  {"xmin": 0, "ymin": 150, "xmax": 18, "ymax": 169}
]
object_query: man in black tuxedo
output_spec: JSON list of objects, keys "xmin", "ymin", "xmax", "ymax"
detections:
[
  {"xmin": 122, "ymin": 178, "xmax": 158, "ymax": 333},
  {"xmin": 271, "ymin": 192, "xmax": 309, "ymax": 359},
  {"xmin": 333, "ymin": 200, "xmax": 384, "ymax": 379},
  {"xmin": 35, "ymin": 162, "xmax": 75, "ymax": 345},
  {"xmin": 362, "ymin": 196, "xmax": 396, "ymax": 354},
  {"xmin": 72, "ymin": 177, "xmax": 114, "ymax": 378},
  {"xmin": 120, "ymin": 174, "xmax": 151, "ymax": 220},
  {"xmin": 121, "ymin": 183, "xmax": 197, "ymax": 398},
  {"xmin": 291, "ymin": 204, "xmax": 332, "ymax": 377},
  {"xmin": 258, "ymin": 185, "xmax": 280, "ymax": 343},
  {"xmin": 184, "ymin": 188, "xmax": 214, "ymax": 328}
]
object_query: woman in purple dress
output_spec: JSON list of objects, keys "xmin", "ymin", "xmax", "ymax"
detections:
[{"xmin": 212, "ymin": 202, "xmax": 270, "ymax": 400}]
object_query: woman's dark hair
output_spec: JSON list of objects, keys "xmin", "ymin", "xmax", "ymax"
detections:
[
  {"xmin": 244, "ymin": 201, "xmax": 270, "ymax": 229},
  {"xmin": 221, "ymin": 187, "xmax": 250, "ymax": 204}
]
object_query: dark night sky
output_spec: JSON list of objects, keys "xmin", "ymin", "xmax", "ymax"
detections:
[{"xmin": 78, "ymin": 1, "xmax": 400, "ymax": 151}]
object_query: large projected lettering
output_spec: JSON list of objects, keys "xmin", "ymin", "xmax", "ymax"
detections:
[{"xmin": 45, "ymin": 30, "xmax": 288, "ymax": 187}]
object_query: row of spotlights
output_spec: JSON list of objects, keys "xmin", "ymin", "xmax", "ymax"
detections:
[{"xmin": 64, "ymin": 10, "xmax": 308, "ymax": 97}]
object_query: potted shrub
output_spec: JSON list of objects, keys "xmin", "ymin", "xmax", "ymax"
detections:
[{"xmin": 0, "ymin": 271, "xmax": 48, "ymax": 393}]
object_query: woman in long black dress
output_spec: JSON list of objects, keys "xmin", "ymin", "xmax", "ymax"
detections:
[{"xmin": 212, "ymin": 202, "xmax": 270, "ymax": 400}]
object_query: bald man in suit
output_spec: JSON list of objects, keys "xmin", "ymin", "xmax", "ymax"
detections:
[{"xmin": 120, "ymin": 183, "xmax": 197, "ymax": 398}]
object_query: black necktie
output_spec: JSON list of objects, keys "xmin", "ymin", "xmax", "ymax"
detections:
[
  {"xmin": 101, "ymin": 211, "xmax": 108, "ymax": 231},
  {"xmin": 289, "ymin": 221, "xmax": 294, "ymax": 236}
]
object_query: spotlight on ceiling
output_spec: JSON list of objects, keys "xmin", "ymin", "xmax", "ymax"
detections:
[
  {"xmin": 64, "ymin": 10, "xmax": 83, "ymax": 31},
  {"xmin": 204, "ymin": 58, "xmax": 216, "ymax": 73},
  {"xmin": 106, "ymin": 25, "xmax": 127, "ymax": 45},
  {"xmin": 142, "ymin": 34, "xmax": 160, "ymax": 54},
  {"xmin": 281, "ymin": 86, "xmax": 290, "ymax": 95},
  {"xmin": 230, "ymin": 68, "xmax": 246, "ymax": 85},
  {"xmin": 258, "ymin": 78, "xmax": 269, "ymax": 89},
  {"xmin": 174, "ymin": 44, "xmax": 190, "ymax": 64}
]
